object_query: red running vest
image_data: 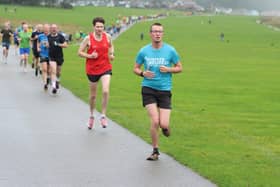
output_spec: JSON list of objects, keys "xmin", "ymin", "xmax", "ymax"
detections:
[{"xmin": 86, "ymin": 32, "xmax": 112, "ymax": 75}]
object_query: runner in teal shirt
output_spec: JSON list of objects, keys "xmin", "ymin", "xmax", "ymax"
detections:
[{"xmin": 133, "ymin": 23, "xmax": 183, "ymax": 161}]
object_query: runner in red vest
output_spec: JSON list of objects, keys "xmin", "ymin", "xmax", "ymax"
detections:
[{"xmin": 78, "ymin": 17, "xmax": 115, "ymax": 129}]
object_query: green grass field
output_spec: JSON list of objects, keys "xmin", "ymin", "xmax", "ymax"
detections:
[
  {"xmin": 0, "ymin": 5, "xmax": 173, "ymax": 32},
  {"xmin": 1, "ymin": 5, "xmax": 279, "ymax": 187}
]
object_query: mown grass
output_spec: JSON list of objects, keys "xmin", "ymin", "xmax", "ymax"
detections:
[
  {"xmin": 0, "ymin": 5, "xmax": 176, "ymax": 32},
  {"xmin": 2, "ymin": 5, "xmax": 279, "ymax": 186}
]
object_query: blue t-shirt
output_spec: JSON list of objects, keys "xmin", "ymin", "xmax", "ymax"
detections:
[
  {"xmin": 135, "ymin": 43, "xmax": 180, "ymax": 91},
  {"xmin": 38, "ymin": 33, "xmax": 49, "ymax": 58}
]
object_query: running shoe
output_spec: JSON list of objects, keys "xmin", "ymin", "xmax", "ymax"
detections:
[
  {"xmin": 44, "ymin": 84, "xmax": 48, "ymax": 91},
  {"xmin": 88, "ymin": 116, "xmax": 94, "ymax": 130},
  {"xmin": 52, "ymin": 88, "xmax": 57, "ymax": 94},
  {"xmin": 100, "ymin": 116, "xmax": 107, "ymax": 128},
  {"xmin": 47, "ymin": 77, "xmax": 50, "ymax": 85},
  {"xmin": 31, "ymin": 63, "xmax": 35, "ymax": 69},
  {"xmin": 56, "ymin": 81, "xmax": 59, "ymax": 89},
  {"xmin": 146, "ymin": 151, "xmax": 160, "ymax": 161},
  {"xmin": 35, "ymin": 68, "xmax": 38, "ymax": 77},
  {"xmin": 162, "ymin": 128, "xmax": 171, "ymax": 137}
]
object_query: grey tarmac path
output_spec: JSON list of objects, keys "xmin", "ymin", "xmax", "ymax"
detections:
[{"xmin": 0, "ymin": 48, "xmax": 216, "ymax": 187}]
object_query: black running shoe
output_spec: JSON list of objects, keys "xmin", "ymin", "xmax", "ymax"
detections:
[
  {"xmin": 56, "ymin": 81, "xmax": 59, "ymax": 89},
  {"xmin": 44, "ymin": 84, "xmax": 48, "ymax": 91},
  {"xmin": 162, "ymin": 128, "xmax": 171, "ymax": 137},
  {"xmin": 52, "ymin": 88, "xmax": 57, "ymax": 94},
  {"xmin": 47, "ymin": 77, "xmax": 50, "ymax": 85},
  {"xmin": 35, "ymin": 68, "xmax": 38, "ymax": 77},
  {"xmin": 146, "ymin": 152, "xmax": 160, "ymax": 161},
  {"xmin": 31, "ymin": 63, "xmax": 35, "ymax": 69}
]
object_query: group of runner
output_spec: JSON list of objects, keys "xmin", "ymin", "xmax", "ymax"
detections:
[
  {"xmin": 33, "ymin": 23, "xmax": 68, "ymax": 94},
  {"xmin": 0, "ymin": 21, "xmax": 68, "ymax": 94}
]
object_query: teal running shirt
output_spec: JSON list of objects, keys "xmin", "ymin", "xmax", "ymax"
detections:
[{"xmin": 135, "ymin": 43, "xmax": 180, "ymax": 91}]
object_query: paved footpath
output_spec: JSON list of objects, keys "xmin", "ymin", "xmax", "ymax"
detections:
[{"xmin": 0, "ymin": 48, "xmax": 216, "ymax": 187}]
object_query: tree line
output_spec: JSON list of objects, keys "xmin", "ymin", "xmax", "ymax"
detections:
[
  {"xmin": 196, "ymin": 0, "xmax": 280, "ymax": 11},
  {"xmin": 0, "ymin": 0, "xmax": 74, "ymax": 8},
  {"xmin": 1, "ymin": 0, "xmax": 279, "ymax": 10}
]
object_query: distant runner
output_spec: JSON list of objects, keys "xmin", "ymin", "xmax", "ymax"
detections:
[
  {"xmin": 37, "ymin": 24, "xmax": 50, "ymax": 91},
  {"xmin": 13, "ymin": 28, "xmax": 19, "ymax": 56},
  {"xmin": 31, "ymin": 24, "xmax": 43, "ymax": 76},
  {"xmin": 18, "ymin": 23, "xmax": 31, "ymax": 72},
  {"xmin": 0, "ymin": 22, "xmax": 13, "ymax": 64},
  {"xmin": 48, "ymin": 24, "xmax": 68, "ymax": 94}
]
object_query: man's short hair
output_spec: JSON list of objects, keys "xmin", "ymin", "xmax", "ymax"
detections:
[
  {"xmin": 150, "ymin": 23, "xmax": 162, "ymax": 32},
  {"xmin": 92, "ymin": 17, "xmax": 105, "ymax": 26}
]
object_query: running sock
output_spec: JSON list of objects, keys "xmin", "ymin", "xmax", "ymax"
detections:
[{"xmin": 52, "ymin": 81, "xmax": 56, "ymax": 88}]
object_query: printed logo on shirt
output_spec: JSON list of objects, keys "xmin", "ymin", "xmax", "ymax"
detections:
[{"xmin": 144, "ymin": 57, "xmax": 168, "ymax": 66}]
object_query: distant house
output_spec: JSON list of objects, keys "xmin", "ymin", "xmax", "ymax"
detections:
[
  {"xmin": 231, "ymin": 9, "xmax": 260, "ymax": 16},
  {"xmin": 215, "ymin": 7, "xmax": 233, "ymax": 14},
  {"xmin": 130, "ymin": 0, "xmax": 150, "ymax": 8},
  {"xmin": 261, "ymin": 11, "xmax": 280, "ymax": 17},
  {"xmin": 116, "ymin": 1, "xmax": 130, "ymax": 8},
  {"xmin": 172, "ymin": 0, "xmax": 204, "ymax": 11},
  {"xmin": 248, "ymin": 10, "xmax": 260, "ymax": 16}
]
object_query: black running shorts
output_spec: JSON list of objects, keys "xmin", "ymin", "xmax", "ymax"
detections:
[
  {"xmin": 141, "ymin": 86, "xmax": 172, "ymax": 109},
  {"xmin": 32, "ymin": 48, "xmax": 40, "ymax": 58},
  {"xmin": 49, "ymin": 57, "xmax": 64, "ymax": 66},
  {"xmin": 40, "ymin": 57, "xmax": 49, "ymax": 63},
  {"xmin": 87, "ymin": 70, "xmax": 112, "ymax": 83},
  {"xmin": 2, "ymin": 42, "xmax": 10, "ymax": 49}
]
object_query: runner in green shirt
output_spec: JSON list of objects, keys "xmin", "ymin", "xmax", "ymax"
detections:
[{"xmin": 18, "ymin": 23, "xmax": 31, "ymax": 72}]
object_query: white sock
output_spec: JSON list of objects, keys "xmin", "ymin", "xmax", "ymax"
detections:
[{"xmin": 52, "ymin": 81, "xmax": 56, "ymax": 88}]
